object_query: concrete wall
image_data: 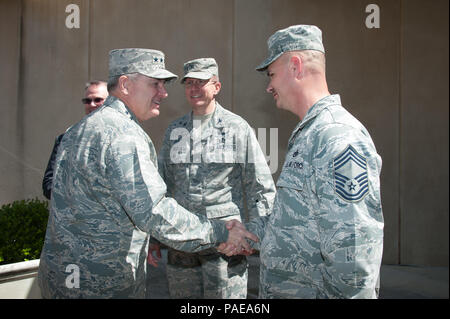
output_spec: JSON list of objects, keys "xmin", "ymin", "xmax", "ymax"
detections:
[
  {"xmin": 0, "ymin": 259, "xmax": 41, "ymax": 299},
  {"xmin": 400, "ymin": 0, "xmax": 449, "ymax": 266},
  {"xmin": 0, "ymin": 0, "xmax": 448, "ymax": 266}
]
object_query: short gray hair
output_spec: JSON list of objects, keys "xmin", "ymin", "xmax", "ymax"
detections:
[{"xmin": 107, "ymin": 73, "xmax": 140, "ymax": 92}]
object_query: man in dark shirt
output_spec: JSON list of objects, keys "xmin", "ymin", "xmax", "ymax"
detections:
[{"xmin": 42, "ymin": 81, "xmax": 108, "ymax": 199}]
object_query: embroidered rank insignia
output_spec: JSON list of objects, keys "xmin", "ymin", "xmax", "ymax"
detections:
[{"xmin": 333, "ymin": 145, "xmax": 369, "ymax": 202}]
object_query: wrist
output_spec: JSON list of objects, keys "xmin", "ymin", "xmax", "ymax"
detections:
[{"xmin": 210, "ymin": 219, "xmax": 229, "ymax": 245}]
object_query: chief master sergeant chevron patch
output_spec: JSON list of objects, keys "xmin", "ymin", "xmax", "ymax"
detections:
[{"xmin": 333, "ymin": 144, "xmax": 369, "ymax": 202}]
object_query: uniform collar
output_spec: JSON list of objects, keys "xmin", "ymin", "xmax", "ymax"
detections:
[
  {"xmin": 288, "ymin": 94, "xmax": 341, "ymax": 146},
  {"xmin": 104, "ymin": 96, "xmax": 140, "ymax": 124},
  {"xmin": 187, "ymin": 101, "xmax": 226, "ymax": 128}
]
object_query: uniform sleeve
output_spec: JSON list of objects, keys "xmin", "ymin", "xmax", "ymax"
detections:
[
  {"xmin": 313, "ymin": 128, "xmax": 384, "ymax": 298},
  {"xmin": 157, "ymin": 128, "xmax": 171, "ymax": 186},
  {"xmin": 42, "ymin": 134, "xmax": 64, "ymax": 200},
  {"xmin": 242, "ymin": 125, "xmax": 276, "ymax": 218},
  {"xmin": 241, "ymin": 125, "xmax": 276, "ymax": 248},
  {"xmin": 244, "ymin": 215, "xmax": 270, "ymax": 251},
  {"xmin": 105, "ymin": 133, "xmax": 228, "ymax": 252},
  {"xmin": 151, "ymin": 129, "xmax": 172, "ymax": 246}
]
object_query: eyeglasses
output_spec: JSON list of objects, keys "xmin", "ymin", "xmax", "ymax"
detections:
[
  {"xmin": 184, "ymin": 79, "xmax": 216, "ymax": 88},
  {"xmin": 82, "ymin": 97, "xmax": 105, "ymax": 104}
]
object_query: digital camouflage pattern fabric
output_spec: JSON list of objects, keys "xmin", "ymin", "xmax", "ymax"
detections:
[
  {"xmin": 246, "ymin": 95, "xmax": 384, "ymax": 298},
  {"xmin": 166, "ymin": 252, "xmax": 248, "ymax": 298},
  {"xmin": 256, "ymin": 24, "xmax": 325, "ymax": 71},
  {"xmin": 181, "ymin": 57, "xmax": 219, "ymax": 83},
  {"xmin": 108, "ymin": 48, "xmax": 178, "ymax": 81},
  {"xmin": 38, "ymin": 96, "xmax": 229, "ymax": 298},
  {"xmin": 159, "ymin": 102, "xmax": 275, "ymax": 221},
  {"xmin": 158, "ymin": 102, "xmax": 276, "ymax": 298}
]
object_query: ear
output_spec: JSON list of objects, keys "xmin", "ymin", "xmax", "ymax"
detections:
[
  {"xmin": 118, "ymin": 75, "xmax": 131, "ymax": 95},
  {"xmin": 289, "ymin": 55, "xmax": 303, "ymax": 79},
  {"xmin": 213, "ymin": 81, "xmax": 222, "ymax": 95}
]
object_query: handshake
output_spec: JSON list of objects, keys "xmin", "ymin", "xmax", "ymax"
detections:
[
  {"xmin": 217, "ymin": 219, "xmax": 258, "ymax": 256},
  {"xmin": 147, "ymin": 219, "xmax": 258, "ymax": 267}
]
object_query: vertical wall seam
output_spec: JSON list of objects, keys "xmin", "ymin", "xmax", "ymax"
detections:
[
  {"xmin": 398, "ymin": 0, "xmax": 404, "ymax": 265},
  {"xmin": 87, "ymin": 0, "xmax": 92, "ymax": 81},
  {"xmin": 231, "ymin": 0, "xmax": 236, "ymax": 113},
  {"xmin": 16, "ymin": 0, "xmax": 25, "ymax": 197}
]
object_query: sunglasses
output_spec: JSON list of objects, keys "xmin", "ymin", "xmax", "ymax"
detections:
[{"xmin": 82, "ymin": 97, "xmax": 104, "ymax": 104}]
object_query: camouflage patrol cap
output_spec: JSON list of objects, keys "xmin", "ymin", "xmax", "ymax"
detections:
[
  {"xmin": 181, "ymin": 58, "xmax": 219, "ymax": 83},
  {"xmin": 109, "ymin": 48, "xmax": 178, "ymax": 81},
  {"xmin": 256, "ymin": 25, "xmax": 325, "ymax": 71}
]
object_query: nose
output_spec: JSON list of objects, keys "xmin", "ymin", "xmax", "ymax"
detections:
[
  {"xmin": 159, "ymin": 84, "xmax": 168, "ymax": 99},
  {"xmin": 266, "ymin": 83, "xmax": 273, "ymax": 94},
  {"xmin": 188, "ymin": 86, "xmax": 200, "ymax": 95}
]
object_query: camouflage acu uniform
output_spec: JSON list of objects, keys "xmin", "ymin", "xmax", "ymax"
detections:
[
  {"xmin": 38, "ymin": 49, "xmax": 230, "ymax": 299},
  {"xmin": 158, "ymin": 102, "xmax": 275, "ymax": 299},
  {"xmin": 247, "ymin": 25, "xmax": 384, "ymax": 299}
]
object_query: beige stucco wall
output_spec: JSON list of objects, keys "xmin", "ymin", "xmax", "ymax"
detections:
[
  {"xmin": 0, "ymin": 0, "xmax": 448, "ymax": 266},
  {"xmin": 400, "ymin": 0, "xmax": 449, "ymax": 266}
]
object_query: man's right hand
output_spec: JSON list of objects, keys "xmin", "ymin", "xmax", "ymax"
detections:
[{"xmin": 218, "ymin": 219, "xmax": 258, "ymax": 256}]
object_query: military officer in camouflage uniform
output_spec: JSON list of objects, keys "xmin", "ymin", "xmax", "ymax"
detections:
[
  {"xmin": 37, "ymin": 49, "xmax": 258, "ymax": 299},
  {"xmin": 220, "ymin": 25, "xmax": 384, "ymax": 299},
  {"xmin": 148, "ymin": 58, "xmax": 276, "ymax": 299}
]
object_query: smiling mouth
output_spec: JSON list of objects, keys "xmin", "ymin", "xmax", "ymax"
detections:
[{"xmin": 152, "ymin": 101, "xmax": 161, "ymax": 109}]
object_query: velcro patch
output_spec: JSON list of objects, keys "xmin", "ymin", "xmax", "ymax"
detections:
[{"xmin": 333, "ymin": 145, "xmax": 369, "ymax": 202}]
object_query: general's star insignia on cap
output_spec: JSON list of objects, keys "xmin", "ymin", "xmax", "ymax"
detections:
[{"xmin": 333, "ymin": 145, "xmax": 369, "ymax": 202}]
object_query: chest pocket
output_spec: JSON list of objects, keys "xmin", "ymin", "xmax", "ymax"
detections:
[
  {"xmin": 276, "ymin": 177, "xmax": 303, "ymax": 192},
  {"xmin": 275, "ymin": 167, "xmax": 307, "ymax": 209},
  {"xmin": 276, "ymin": 158, "xmax": 311, "ymax": 192},
  {"xmin": 201, "ymin": 133, "xmax": 237, "ymax": 164},
  {"xmin": 274, "ymin": 158, "xmax": 316, "ymax": 209},
  {"xmin": 271, "ymin": 165, "xmax": 317, "ymax": 228}
]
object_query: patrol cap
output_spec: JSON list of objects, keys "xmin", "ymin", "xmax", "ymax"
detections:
[
  {"xmin": 256, "ymin": 24, "xmax": 325, "ymax": 71},
  {"xmin": 109, "ymin": 48, "xmax": 178, "ymax": 81},
  {"xmin": 181, "ymin": 58, "xmax": 219, "ymax": 83}
]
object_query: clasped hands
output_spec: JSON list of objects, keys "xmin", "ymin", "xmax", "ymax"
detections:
[
  {"xmin": 217, "ymin": 219, "xmax": 258, "ymax": 257},
  {"xmin": 147, "ymin": 220, "xmax": 258, "ymax": 267}
]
